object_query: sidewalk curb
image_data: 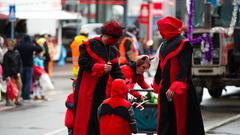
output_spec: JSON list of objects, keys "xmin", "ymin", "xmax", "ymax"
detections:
[
  {"xmin": 0, "ymin": 102, "xmax": 15, "ymax": 111},
  {"xmin": 205, "ymin": 114, "xmax": 240, "ymax": 132}
]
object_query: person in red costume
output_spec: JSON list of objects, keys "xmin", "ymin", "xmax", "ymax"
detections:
[
  {"xmin": 151, "ymin": 16, "xmax": 205, "ymax": 135},
  {"xmin": 106, "ymin": 55, "xmax": 152, "ymax": 100},
  {"xmin": 73, "ymin": 20, "xmax": 125, "ymax": 135},
  {"xmin": 98, "ymin": 79, "xmax": 137, "ymax": 135},
  {"xmin": 64, "ymin": 79, "xmax": 76, "ymax": 135}
]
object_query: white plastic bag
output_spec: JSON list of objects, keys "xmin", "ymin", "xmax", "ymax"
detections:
[
  {"xmin": 0, "ymin": 81, "xmax": 7, "ymax": 93},
  {"xmin": 39, "ymin": 73, "xmax": 54, "ymax": 91}
]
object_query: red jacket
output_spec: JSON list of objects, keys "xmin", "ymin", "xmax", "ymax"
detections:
[
  {"xmin": 64, "ymin": 92, "xmax": 74, "ymax": 128},
  {"xmin": 98, "ymin": 79, "xmax": 137, "ymax": 135}
]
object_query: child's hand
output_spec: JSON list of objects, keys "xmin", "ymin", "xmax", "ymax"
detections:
[{"xmin": 140, "ymin": 95, "xmax": 146, "ymax": 102}]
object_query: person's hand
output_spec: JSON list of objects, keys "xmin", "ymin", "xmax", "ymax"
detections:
[
  {"xmin": 6, "ymin": 77, "xmax": 10, "ymax": 82},
  {"xmin": 166, "ymin": 89, "xmax": 174, "ymax": 102},
  {"xmin": 140, "ymin": 95, "xmax": 146, "ymax": 101},
  {"xmin": 104, "ymin": 64, "xmax": 112, "ymax": 73}
]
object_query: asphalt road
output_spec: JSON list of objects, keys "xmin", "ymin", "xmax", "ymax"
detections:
[{"xmin": 0, "ymin": 64, "xmax": 239, "ymax": 135}]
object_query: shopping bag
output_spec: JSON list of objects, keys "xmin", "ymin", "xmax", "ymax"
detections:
[
  {"xmin": 7, "ymin": 79, "xmax": 18, "ymax": 100},
  {"xmin": 33, "ymin": 66, "xmax": 46, "ymax": 77},
  {"xmin": 39, "ymin": 73, "xmax": 54, "ymax": 91},
  {"xmin": 0, "ymin": 81, "xmax": 7, "ymax": 93}
]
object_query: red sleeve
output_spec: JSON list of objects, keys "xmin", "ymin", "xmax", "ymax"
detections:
[
  {"xmin": 169, "ymin": 81, "xmax": 187, "ymax": 95},
  {"xmin": 66, "ymin": 93, "xmax": 74, "ymax": 103},
  {"xmin": 137, "ymin": 75, "xmax": 150, "ymax": 89},
  {"xmin": 121, "ymin": 65, "xmax": 142, "ymax": 99},
  {"xmin": 151, "ymin": 80, "xmax": 160, "ymax": 93},
  {"xmin": 121, "ymin": 66, "xmax": 132, "ymax": 79},
  {"xmin": 91, "ymin": 63, "xmax": 105, "ymax": 77},
  {"xmin": 129, "ymin": 90, "xmax": 142, "ymax": 99}
]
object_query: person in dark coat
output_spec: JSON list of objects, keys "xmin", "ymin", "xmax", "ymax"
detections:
[
  {"xmin": 16, "ymin": 35, "xmax": 42, "ymax": 100},
  {"xmin": 98, "ymin": 79, "xmax": 137, "ymax": 135},
  {"xmin": 73, "ymin": 20, "xmax": 125, "ymax": 135},
  {"xmin": 3, "ymin": 39, "xmax": 23, "ymax": 105},
  {"xmin": 151, "ymin": 16, "xmax": 205, "ymax": 135}
]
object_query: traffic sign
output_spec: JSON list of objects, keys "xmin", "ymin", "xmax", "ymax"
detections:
[{"xmin": 9, "ymin": 4, "xmax": 16, "ymax": 22}]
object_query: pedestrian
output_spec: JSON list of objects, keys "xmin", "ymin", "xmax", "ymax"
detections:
[
  {"xmin": 0, "ymin": 36, "xmax": 7, "ymax": 101},
  {"xmin": 16, "ymin": 35, "xmax": 42, "ymax": 100},
  {"xmin": 36, "ymin": 35, "xmax": 50, "ymax": 73},
  {"xmin": 152, "ymin": 30, "xmax": 163, "ymax": 54},
  {"xmin": 46, "ymin": 35, "xmax": 55, "ymax": 77},
  {"xmin": 151, "ymin": 16, "xmax": 205, "ymax": 135},
  {"xmin": 70, "ymin": 29, "xmax": 88, "ymax": 79},
  {"xmin": 106, "ymin": 55, "xmax": 152, "ymax": 100},
  {"xmin": 98, "ymin": 79, "xmax": 137, "ymax": 135},
  {"xmin": 64, "ymin": 79, "xmax": 76, "ymax": 135},
  {"xmin": 73, "ymin": 20, "xmax": 125, "ymax": 135},
  {"xmin": 116, "ymin": 25, "xmax": 139, "ymax": 65},
  {"xmin": 3, "ymin": 39, "xmax": 23, "ymax": 106},
  {"xmin": 0, "ymin": 36, "xmax": 8, "ymax": 64},
  {"xmin": 32, "ymin": 49, "xmax": 47, "ymax": 100}
]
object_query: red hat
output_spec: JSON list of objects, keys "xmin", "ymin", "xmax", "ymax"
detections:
[
  {"xmin": 157, "ymin": 16, "xmax": 183, "ymax": 41},
  {"xmin": 101, "ymin": 20, "xmax": 124, "ymax": 38}
]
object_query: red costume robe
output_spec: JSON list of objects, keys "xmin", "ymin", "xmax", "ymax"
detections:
[
  {"xmin": 73, "ymin": 37, "xmax": 124, "ymax": 135},
  {"xmin": 152, "ymin": 16, "xmax": 205, "ymax": 135}
]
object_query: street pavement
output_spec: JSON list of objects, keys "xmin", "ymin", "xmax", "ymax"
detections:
[{"xmin": 0, "ymin": 63, "xmax": 240, "ymax": 135}]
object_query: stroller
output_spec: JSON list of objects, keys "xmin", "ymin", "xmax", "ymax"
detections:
[{"xmin": 129, "ymin": 89, "xmax": 158, "ymax": 135}]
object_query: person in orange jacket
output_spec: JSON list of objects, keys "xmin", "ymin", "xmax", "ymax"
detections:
[
  {"xmin": 116, "ymin": 25, "xmax": 139, "ymax": 65},
  {"xmin": 70, "ymin": 30, "xmax": 88, "ymax": 79},
  {"xmin": 98, "ymin": 79, "xmax": 137, "ymax": 135}
]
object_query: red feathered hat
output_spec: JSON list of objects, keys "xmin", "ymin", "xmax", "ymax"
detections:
[
  {"xmin": 157, "ymin": 16, "xmax": 183, "ymax": 41},
  {"xmin": 101, "ymin": 20, "xmax": 124, "ymax": 38}
]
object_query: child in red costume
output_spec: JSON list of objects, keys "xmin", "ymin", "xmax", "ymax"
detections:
[
  {"xmin": 64, "ymin": 79, "xmax": 76, "ymax": 135},
  {"xmin": 98, "ymin": 79, "xmax": 137, "ymax": 135},
  {"xmin": 106, "ymin": 55, "xmax": 152, "ymax": 100}
]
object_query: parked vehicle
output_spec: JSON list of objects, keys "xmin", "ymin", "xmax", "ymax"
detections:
[{"xmin": 191, "ymin": 1, "xmax": 240, "ymax": 103}]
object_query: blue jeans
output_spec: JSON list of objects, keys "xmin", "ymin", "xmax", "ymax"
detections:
[{"xmin": 21, "ymin": 67, "xmax": 33, "ymax": 100}]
